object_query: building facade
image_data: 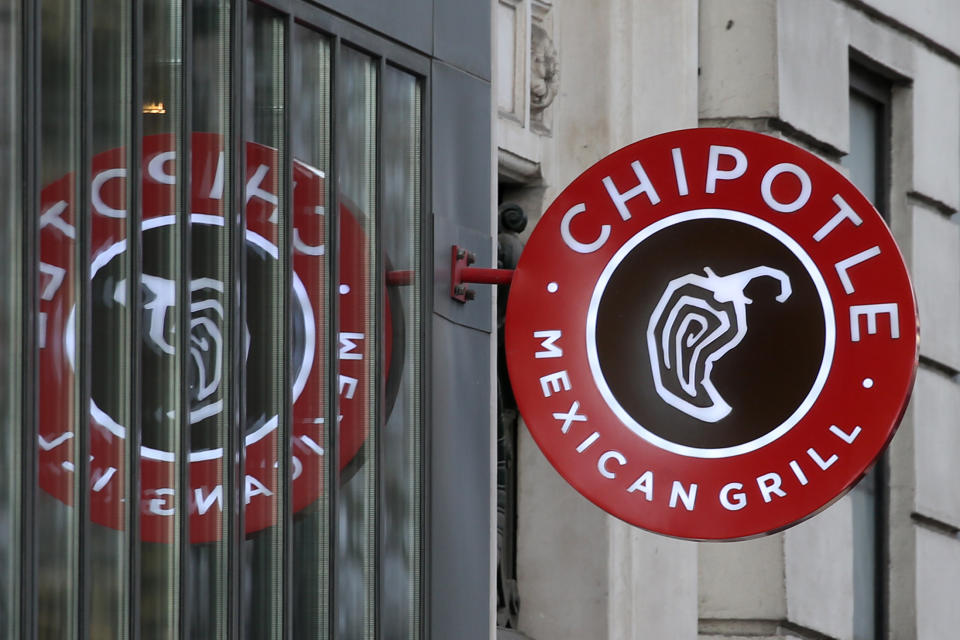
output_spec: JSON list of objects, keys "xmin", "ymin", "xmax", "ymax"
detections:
[
  {"xmin": 2, "ymin": 0, "xmax": 960, "ymax": 639},
  {"xmin": 496, "ymin": 1, "xmax": 960, "ymax": 639}
]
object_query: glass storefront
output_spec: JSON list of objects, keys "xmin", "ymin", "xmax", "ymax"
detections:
[{"xmin": 1, "ymin": 1, "xmax": 428, "ymax": 637}]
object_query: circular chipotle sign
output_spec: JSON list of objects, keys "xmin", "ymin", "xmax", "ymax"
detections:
[{"xmin": 505, "ymin": 128, "xmax": 918, "ymax": 540}]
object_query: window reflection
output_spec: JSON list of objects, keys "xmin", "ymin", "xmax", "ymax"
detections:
[
  {"xmin": 37, "ymin": 0, "xmax": 82, "ymax": 636},
  {"xmin": 291, "ymin": 23, "xmax": 331, "ymax": 638},
  {"xmin": 336, "ymin": 45, "xmax": 378, "ymax": 639},
  {"xmin": 186, "ymin": 3, "xmax": 232, "ymax": 638},
  {"xmin": 380, "ymin": 65, "xmax": 424, "ymax": 637},
  {"xmin": 87, "ymin": 0, "xmax": 134, "ymax": 635},
  {"xmin": 138, "ymin": 1, "xmax": 186, "ymax": 637},
  {"xmin": 243, "ymin": 4, "xmax": 287, "ymax": 638},
  {"xmin": 28, "ymin": 4, "xmax": 424, "ymax": 637}
]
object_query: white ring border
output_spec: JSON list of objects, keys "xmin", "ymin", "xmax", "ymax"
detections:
[
  {"xmin": 584, "ymin": 208, "xmax": 836, "ymax": 459},
  {"xmin": 65, "ymin": 213, "xmax": 316, "ymax": 462}
]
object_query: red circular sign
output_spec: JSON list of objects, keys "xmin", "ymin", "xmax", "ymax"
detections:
[
  {"xmin": 505, "ymin": 128, "xmax": 918, "ymax": 540},
  {"xmin": 38, "ymin": 133, "xmax": 393, "ymax": 542}
]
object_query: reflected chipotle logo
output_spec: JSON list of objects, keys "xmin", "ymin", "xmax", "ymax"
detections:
[
  {"xmin": 38, "ymin": 133, "xmax": 395, "ymax": 543},
  {"xmin": 505, "ymin": 128, "xmax": 918, "ymax": 540}
]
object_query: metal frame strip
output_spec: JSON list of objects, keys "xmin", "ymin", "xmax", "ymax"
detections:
[
  {"xmin": 373, "ymin": 54, "xmax": 385, "ymax": 640},
  {"xmin": 418, "ymin": 67, "xmax": 432, "ymax": 640},
  {"xmin": 20, "ymin": 0, "xmax": 40, "ymax": 636},
  {"xmin": 292, "ymin": 2, "xmax": 430, "ymax": 79},
  {"xmin": 281, "ymin": 10, "xmax": 295, "ymax": 639},
  {"xmin": 77, "ymin": 0, "xmax": 94, "ymax": 634},
  {"xmin": 177, "ymin": 0, "xmax": 195, "ymax": 636},
  {"xmin": 250, "ymin": 0, "xmax": 292, "ymax": 15},
  {"xmin": 127, "ymin": 0, "xmax": 144, "ymax": 636},
  {"xmin": 326, "ymin": 33, "xmax": 342, "ymax": 640},
  {"xmin": 229, "ymin": 1, "xmax": 248, "ymax": 638}
]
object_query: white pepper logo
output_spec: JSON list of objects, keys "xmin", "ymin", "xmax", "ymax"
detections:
[
  {"xmin": 75, "ymin": 216, "xmax": 316, "ymax": 458},
  {"xmin": 120, "ymin": 274, "xmax": 227, "ymax": 422},
  {"xmin": 587, "ymin": 212, "xmax": 833, "ymax": 455},
  {"xmin": 646, "ymin": 265, "xmax": 792, "ymax": 423}
]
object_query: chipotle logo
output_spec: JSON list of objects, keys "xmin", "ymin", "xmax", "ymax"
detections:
[
  {"xmin": 38, "ymin": 133, "xmax": 397, "ymax": 543},
  {"xmin": 505, "ymin": 128, "xmax": 917, "ymax": 540},
  {"xmin": 591, "ymin": 214, "xmax": 830, "ymax": 453}
]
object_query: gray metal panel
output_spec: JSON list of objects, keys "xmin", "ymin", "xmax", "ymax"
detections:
[
  {"xmin": 315, "ymin": 0, "xmax": 432, "ymax": 54},
  {"xmin": 431, "ymin": 61, "xmax": 491, "ymax": 235},
  {"xmin": 433, "ymin": 215, "xmax": 493, "ymax": 332},
  {"xmin": 428, "ymin": 22, "xmax": 493, "ymax": 638},
  {"xmin": 434, "ymin": 0, "xmax": 491, "ymax": 80},
  {"xmin": 429, "ymin": 315, "xmax": 491, "ymax": 640}
]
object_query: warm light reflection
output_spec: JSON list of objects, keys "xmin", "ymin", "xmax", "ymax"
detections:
[{"xmin": 142, "ymin": 102, "xmax": 166, "ymax": 114}]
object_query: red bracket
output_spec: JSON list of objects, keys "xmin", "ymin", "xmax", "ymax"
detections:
[
  {"xmin": 386, "ymin": 270, "xmax": 413, "ymax": 287},
  {"xmin": 450, "ymin": 244, "xmax": 514, "ymax": 302}
]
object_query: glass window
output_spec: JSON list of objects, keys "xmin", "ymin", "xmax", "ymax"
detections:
[
  {"xmin": 290, "ymin": 22, "xmax": 332, "ymax": 638},
  {"xmin": 242, "ymin": 3, "xmax": 288, "ymax": 637},
  {"xmin": 336, "ymin": 44, "xmax": 379, "ymax": 638},
  {"xmin": 187, "ymin": 2, "xmax": 233, "ymax": 638},
  {"xmin": 37, "ymin": 0, "xmax": 82, "ymax": 634},
  {"xmin": 88, "ymin": 0, "xmax": 134, "ymax": 636},
  {"xmin": 845, "ymin": 90, "xmax": 884, "ymax": 211},
  {"xmin": 380, "ymin": 64, "xmax": 424, "ymax": 636},
  {"xmin": 138, "ymin": 1, "xmax": 187, "ymax": 637}
]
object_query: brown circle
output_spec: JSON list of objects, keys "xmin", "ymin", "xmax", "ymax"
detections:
[{"xmin": 594, "ymin": 217, "xmax": 826, "ymax": 449}]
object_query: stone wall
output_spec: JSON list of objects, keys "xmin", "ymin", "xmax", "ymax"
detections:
[{"xmin": 497, "ymin": 0, "xmax": 960, "ymax": 638}]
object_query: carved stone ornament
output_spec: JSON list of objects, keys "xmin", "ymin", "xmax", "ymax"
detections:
[{"xmin": 530, "ymin": 23, "xmax": 558, "ymax": 114}]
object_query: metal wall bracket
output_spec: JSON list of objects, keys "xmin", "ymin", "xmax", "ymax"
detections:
[{"xmin": 450, "ymin": 244, "xmax": 515, "ymax": 302}]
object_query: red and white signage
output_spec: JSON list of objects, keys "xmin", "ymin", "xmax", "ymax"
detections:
[{"xmin": 505, "ymin": 128, "xmax": 918, "ymax": 540}]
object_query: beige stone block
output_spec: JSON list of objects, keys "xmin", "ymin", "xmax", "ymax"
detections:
[
  {"xmin": 699, "ymin": 617, "xmax": 808, "ymax": 639},
  {"xmin": 552, "ymin": 0, "xmax": 618, "ymax": 184},
  {"xmin": 609, "ymin": 522, "xmax": 698, "ymax": 640},
  {"xmin": 609, "ymin": 0, "xmax": 699, "ymax": 142},
  {"xmin": 912, "ymin": 48, "xmax": 960, "ymax": 211},
  {"xmin": 912, "ymin": 205, "xmax": 960, "ymax": 369},
  {"xmin": 515, "ymin": 426, "xmax": 610, "ymax": 640},
  {"xmin": 916, "ymin": 527, "xmax": 960, "ymax": 639},
  {"xmin": 858, "ymin": 0, "xmax": 960, "ymax": 59},
  {"xmin": 886, "ymin": 402, "xmax": 919, "ymax": 639},
  {"xmin": 699, "ymin": 0, "xmax": 778, "ymax": 119},
  {"xmin": 777, "ymin": 0, "xmax": 849, "ymax": 152},
  {"xmin": 912, "ymin": 368, "xmax": 960, "ymax": 528},
  {"xmin": 784, "ymin": 496, "xmax": 854, "ymax": 640},
  {"xmin": 845, "ymin": 6, "xmax": 915, "ymax": 81},
  {"xmin": 698, "ymin": 534, "xmax": 786, "ymax": 619}
]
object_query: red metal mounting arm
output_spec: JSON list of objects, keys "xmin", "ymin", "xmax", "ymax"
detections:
[
  {"xmin": 385, "ymin": 245, "xmax": 514, "ymax": 301},
  {"xmin": 386, "ymin": 270, "xmax": 414, "ymax": 287},
  {"xmin": 450, "ymin": 244, "xmax": 514, "ymax": 302}
]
